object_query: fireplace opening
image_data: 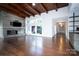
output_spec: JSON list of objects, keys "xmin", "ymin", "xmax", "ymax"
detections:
[{"xmin": 7, "ymin": 30, "xmax": 18, "ymax": 35}]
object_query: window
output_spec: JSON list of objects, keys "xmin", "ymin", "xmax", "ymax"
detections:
[
  {"xmin": 37, "ymin": 26, "xmax": 42, "ymax": 34},
  {"xmin": 32, "ymin": 26, "xmax": 35, "ymax": 34},
  {"xmin": 31, "ymin": 26, "xmax": 42, "ymax": 34}
]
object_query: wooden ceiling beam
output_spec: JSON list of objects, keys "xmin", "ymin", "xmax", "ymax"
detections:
[
  {"xmin": 0, "ymin": 3, "xmax": 69, "ymax": 18},
  {"xmin": 41, "ymin": 3, "xmax": 48, "ymax": 13},
  {"xmin": 9, "ymin": 3, "xmax": 30, "ymax": 17},
  {"xmin": 20, "ymin": 4, "xmax": 35, "ymax": 16},
  {"xmin": 0, "ymin": 6, "xmax": 25, "ymax": 18},
  {"xmin": 57, "ymin": 3, "xmax": 69, "ymax": 8},
  {"xmin": 55, "ymin": 3, "xmax": 69, "ymax": 11},
  {"xmin": 55, "ymin": 3, "xmax": 58, "ymax": 11},
  {"xmin": 0, "ymin": 4, "xmax": 26, "ymax": 18},
  {"xmin": 25, "ymin": 4, "xmax": 40, "ymax": 14},
  {"xmin": 10, "ymin": 4, "xmax": 30, "ymax": 17}
]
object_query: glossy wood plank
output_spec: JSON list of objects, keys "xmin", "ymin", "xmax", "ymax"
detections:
[{"xmin": 0, "ymin": 34, "xmax": 77, "ymax": 56}]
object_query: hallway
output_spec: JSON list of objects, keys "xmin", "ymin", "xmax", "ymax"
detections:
[{"xmin": 0, "ymin": 34, "xmax": 77, "ymax": 56}]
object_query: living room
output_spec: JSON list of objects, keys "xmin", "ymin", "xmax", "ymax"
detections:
[{"xmin": 0, "ymin": 3, "xmax": 79, "ymax": 56}]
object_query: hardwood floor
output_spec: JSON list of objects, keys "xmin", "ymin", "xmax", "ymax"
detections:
[{"xmin": 0, "ymin": 34, "xmax": 78, "ymax": 56}]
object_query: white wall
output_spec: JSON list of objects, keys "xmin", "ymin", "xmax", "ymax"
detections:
[
  {"xmin": 0, "ymin": 12, "xmax": 3, "ymax": 38},
  {"xmin": 25, "ymin": 6, "xmax": 69, "ymax": 37}
]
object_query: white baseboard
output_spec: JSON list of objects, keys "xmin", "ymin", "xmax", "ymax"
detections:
[{"xmin": 26, "ymin": 34, "xmax": 53, "ymax": 38}]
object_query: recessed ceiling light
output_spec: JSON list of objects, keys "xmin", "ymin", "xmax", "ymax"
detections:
[{"xmin": 32, "ymin": 3, "xmax": 36, "ymax": 6}]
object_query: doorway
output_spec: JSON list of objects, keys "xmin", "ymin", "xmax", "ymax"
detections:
[{"xmin": 56, "ymin": 22, "xmax": 66, "ymax": 34}]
